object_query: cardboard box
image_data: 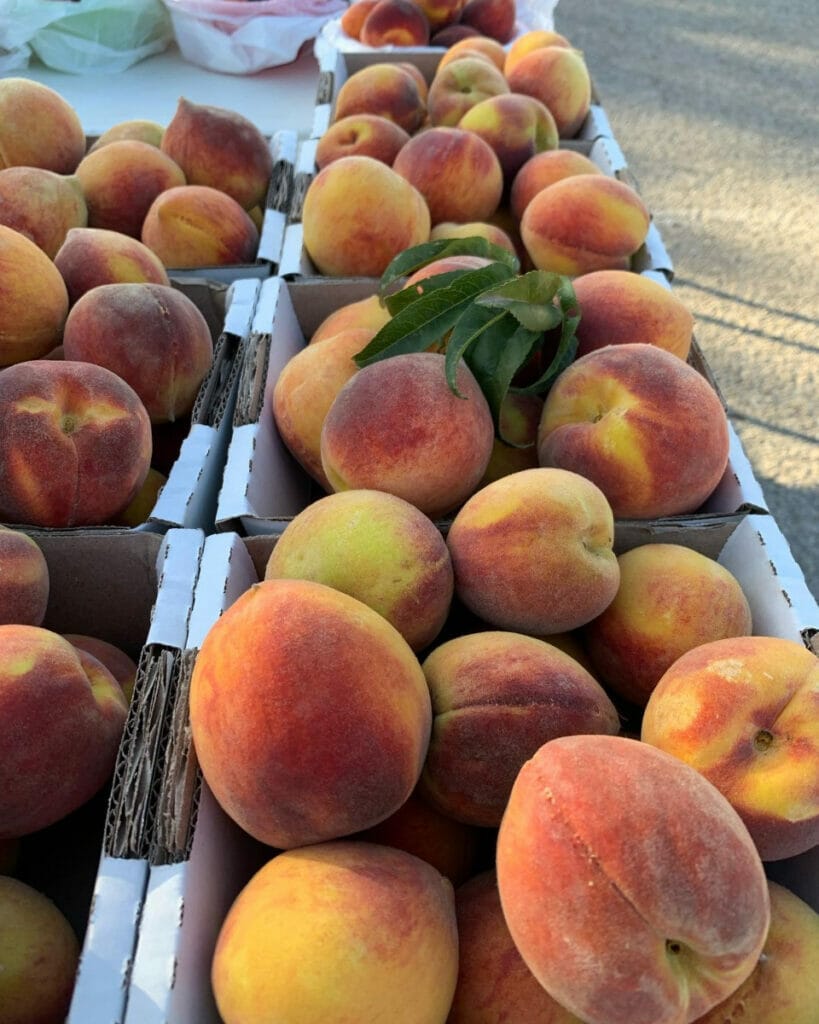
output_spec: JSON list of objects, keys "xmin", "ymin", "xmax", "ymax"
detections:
[{"xmin": 214, "ymin": 275, "xmax": 766, "ymax": 546}]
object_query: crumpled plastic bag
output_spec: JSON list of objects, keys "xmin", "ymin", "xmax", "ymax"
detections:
[{"xmin": 0, "ymin": 0, "xmax": 174, "ymax": 74}]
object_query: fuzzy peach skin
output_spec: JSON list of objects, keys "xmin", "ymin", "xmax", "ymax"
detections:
[
  {"xmin": 449, "ymin": 870, "xmax": 584, "ymax": 1024},
  {"xmin": 320, "ymin": 352, "xmax": 495, "ymax": 520},
  {"xmin": 503, "ymin": 28, "xmax": 573, "ymax": 77},
  {"xmin": 479, "ymin": 391, "xmax": 544, "ymax": 486},
  {"xmin": 0, "ymin": 625, "xmax": 128, "ymax": 839},
  {"xmin": 438, "ymin": 34, "xmax": 508, "ymax": 71},
  {"xmin": 692, "ymin": 880, "xmax": 819, "ymax": 1024},
  {"xmin": 212, "ymin": 841, "xmax": 458, "ymax": 1024},
  {"xmin": 427, "ymin": 56, "xmax": 509, "ymax": 127},
  {"xmin": 521, "ymin": 174, "xmax": 651, "ymax": 275},
  {"xmin": 160, "ymin": 97, "xmax": 273, "ymax": 211},
  {"xmin": 0, "ymin": 78, "xmax": 85, "ymax": 174},
  {"xmin": 62, "ymin": 282, "xmax": 214, "ymax": 424},
  {"xmin": 88, "ymin": 118, "xmax": 164, "ymax": 152},
  {"xmin": 506, "ymin": 45, "xmax": 592, "ymax": 138},
  {"xmin": 413, "ymin": 0, "xmax": 465, "ymax": 31},
  {"xmin": 353, "ymin": 790, "xmax": 479, "ymax": 887},
  {"xmin": 360, "ymin": 0, "xmax": 431, "ymax": 46},
  {"xmin": 429, "ymin": 220, "xmax": 517, "ymax": 258},
  {"xmin": 0, "ymin": 527, "xmax": 50, "ymax": 627},
  {"xmin": 537, "ymin": 343, "xmax": 731, "ymax": 519},
  {"xmin": 0, "ymin": 225, "xmax": 69, "ymax": 367},
  {"xmin": 141, "ymin": 184, "xmax": 259, "ymax": 268},
  {"xmin": 496, "ymin": 734, "xmax": 772, "ymax": 1024},
  {"xmin": 458, "ymin": 93, "xmax": 559, "ymax": 186},
  {"xmin": 63, "ymin": 634, "xmax": 138, "ymax": 703},
  {"xmin": 430, "ymin": 23, "xmax": 482, "ymax": 45},
  {"xmin": 302, "ymin": 156, "xmax": 430, "ymax": 276},
  {"xmin": 459, "ymin": 0, "xmax": 516, "ymax": 43},
  {"xmin": 446, "ymin": 467, "xmax": 620, "ymax": 635},
  {"xmin": 510, "ymin": 148, "xmax": 603, "ymax": 222},
  {"xmin": 642, "ymin": 635, "xmax": 819, "ymax": 862},
  {"xmin": 340, "ymin": 0, "xmax": 379, "ymax": 38},
  {"xmin": 0, "ymin": 876, "xmax": 80, "ymax": 1024},
  {"xmin": 419, "ymin": 631, "xmax": 620, "ymax": 827},
  {"xmin": 393, "ymin": 126, "xmax": 504, "ymax": 225},
  {"xmin": 189, "ymin": 579, "xmax": 432, "ymax": 849},
  {"xmin": 0, "ymin": 360, "xmax": 152, "ymax": 527},
  {"xmin": 315, "ymin": 113, "xmax": 410, "ymax": 169},
  {"xmin": 572, "ymin": 270, "xmax": 695, "ymax": 360},
  {"xmin": 54, "ymin": 227, "xmax": 170, "ymax": 306},
  {"xmin": 310, "ymin": 294, "xmax": 391, "ymax": 344},
  {"xmin": 271, "ymin": 327, "xmax": 375, "ymax": 488},
  {"xmin": 333, "ymin": 63, "xmax": 427, "ymax": 134},
  {"xmin": 264, "ymin": 489, "xmax": 454, "ymax": 652},
  {"xmin": 584, "ymin": 544, "xmax": 753, "ymax": 707},
  {"xmin": 0, "ymin": 167, "xmax": 87, "ymax": 260}
]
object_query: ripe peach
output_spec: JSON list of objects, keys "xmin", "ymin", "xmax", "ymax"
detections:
[
  {"xmin": 212, "ymin": 842, "xmax": 458, "ymax": 1024},
  {"xmin": 189, "ymin": 579, "xmax": 432, "ymax": 848},
  {"xmin": 507, "ymin": 45, "xmax": 593, "ymax": 138},
  {"xmin": 63, "ymin": 634, "xmax": 139, "ymax": 703},
  {"xmin": 0, "ymin": 527, "xmax": 50, "ymax": 627},
  {"xmin": 537, "ymin": 343, "xmax": 731, "ymax": 518},
  {"xmin": 427, "ymin": 56, "xmax": 509, "ymax": 126},
  {"xmin": 642, "ymin": 635, "xmax": 819, "ymax": 861},
  {"xmin": 510, "ymin": 148, "xmax": 603, "ymax": 222},
  {"xmin": 315, "ymin": 113, "xmax": 410, "ymax": 169},
  {"xmin": 0, "ymin": 225, "xmax": 69, "ymax": 367},
  {"xmin": 309, "ymin": 293, "xmax": 391, "ymax": 344},
  {"xmin": 479, "ymin": 391, "xmax": 544, "ymax": 485},
  {"xmin": 393, "ymin": 126, "xmax": 503, "ymax": 225},
  {"xmin": 584, "ymin": 544, "xmax": 753, "ymax": 707},
  {"xmin": 141, "ymin": 184, "xmax": 259, "ymax": 268},
  {"xmin": 0, "ymin": 360, "xmax": 152, "ymax": 527},
  {"xmin": 496, "ymin": 734, "xmax": 772, "ymax": 1024},
  {"xmin": 429, "ymin": 220, "xmax": 517, "ymax": 258},
  {"xmin": 333, "ymin": 63, "xmax": 427, "ymax": 134},
  {"xmin": 265, "ymin": 489, "xmax": 454, "ymax": 652},
  {"xmin": 340, "ymin": 0, "xmax": 379, "ymax": 38},
  {"xmin": 438, "ymin": 34, "xmax": 508, "ymax": 72},
  {"xmin": 446, "ymin": 467, "xmax": 620, "ymax": 634},
  {"xmin": 302, "ymin": 156, "xmax": 430, "ymax": 277},
  {"xmin": 62, "ymin": 282, "xmax": 214, "ymax": 424},
  {"xmin": 0, "ymin": 167, "xmax": 87, "ymax": 259},
  {"xmin": 404, "ymin": 253, "xmax": 494, "ymax": 288},
  {"xmin": 419, "ymin": 631, "xmax": 620, "ymax": 826},
  {"xmin": 112, "ymin": 466, "xmax": 167, "ymax": 530},
  {"xmin": 0, "ymin": 876, "xmax": 80, "ymax": 1024},
  {"xmin": 88, "ymin": 118, "xmax": 165, "ymax": 152},
  {"xmin": 360, "ymin": 0, "xmax": 431, "ymax": 46},
  {"xmin": 458, "ymin": 93, "xmax": 559, "ymax": 185},
  {"xmin": 320, "ymin": 352, "xmax": 495, "ymax": 519},
  {"xmin": 160, "ymin": 97, "xmax": 274, "ymax": 211},
  {"xmin": 0, "ymin": 625, "xmax": 128, "ymax": 838},
  {"xmin": 459, "ymin": 0, "xmax": 516, "ymax": 43},
  {"xmin": 0, "ymin": 78, "xmax": 85, "ymax": 174},
  {"xmin": 430, "ymin": 23, "xmax": 482, "ymax": 45},
  {"xmin": 74, "ymin": 140, "xmax": 186, "ymax": 238},
  {"xmin": 414, "ymin": 0, "xmax": 466, "ymax": 31},
  {"xmin": 54, "ymin": 227, "xmax": 170, "ymax": 306},
  {"xmin": 504, "ymin": 28, "xmax": 573, "ymax": 77},
  {"xmin": 521, "ymin": 174, "xmax": 650, "ymax": 275},
  {"xmin": 271, "ymin": 327, "xmax": 375, "ymax": 488}
]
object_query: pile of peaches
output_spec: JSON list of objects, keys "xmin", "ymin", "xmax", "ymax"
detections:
[{"xmin": 340, "ymin": 0, "xmax": 520, "ymax": 49}]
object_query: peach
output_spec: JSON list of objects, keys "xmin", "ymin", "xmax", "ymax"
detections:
[
  {"xmin": 479, "ymin": 390, "xmax": 543, "ymax": 485},
  {"xmin": 584, "ymin": 543, "xmax": 753, "ymax": 707},
  {"xmin": 496, "ymin": 734, "xmax": 772, "ymax": 1024},
  {"xmin": 396, "ymin": 61, "xmax": 430, "ymax": 101},
  {"xmin": 315, "ymin": 113, "xmax": 410, "ymax": 169},
  {"xmin": 506, "ymin": 45, "xmax": 593, "ymax": 138},
  {"xmin": 265, "ymin": 489, "xmax": 454, "ymax": 652},
  {"xmin": 459, "ymin": 0, "xmax": 516, "ymax": 43},
  {"xmin": 537, "ymin": 343, "xmax": 731, "ymax": 518},
  {"xmin": 572, "ymin": 269, "xmax": 695, "ymax": 360},
  {"xmin": 74, "ymin": 140, "xmax": 186, "ymax": 238},
  {"xmin": 693, "ymin": 880, "xmax": 819, "ymax": 1024},
  {"xmin": 340, "ymin": 0, "xmax": 379, "ymax": 38},
  {"xmin": 458, "ymin": 92, "xmax": 559, "ymax": 185},
  {"xmin": 0, "ymin": 527, "xmax": 50, "ymax": 628},
  {"xmin": 429, "ymin": 220, "xmax": 517, "ymax": 257},
  {"xmin": 54, "ymin": 226, "xmax": 170, "ymax": 306},
  {"xmin": 404, "ymin": 253, "xmax": 494, "ymax": 288},
  {"xmin": 413, "ymin": 0, "xmax": 466, "ymax": 31},
  {"xmin": 141, "ymin": 184, "xmax": 259, "ymax": 268},
  {"xmin": 437, "ymin": 34, "xmax": 508, "ymax": 71},
  {"xmin": 427, "ymin": 56, "xmax": 509, "ymax": 126},
  {"xmin": 446, "ymin": 467, "xmax": 620, "ymax": 634},
  {"xmin": 189, "ymin": 579, "xmax": 432, "ymax": 848},
  {"xmin": 62, "ymin": 282, "xmax": 214, "ymax": 424},
  {"xmin": 0, "ymin": 360, "xmax": 152, "ymax": 527},
  {"xmin": 510, "ymin": 148, "xmax": 603, "ymax": 222},
  {"xmin": 211, "ymin": 842, "xmax": 458, "ymax": 1024},
  {"xmin": 63, "ymin": 634, "xmax": 139, "ymax": 703},
  {"xmin": 0, "ymin": 78, "xmax": 85, "ymax": 174},
  {"xmin": 449, "ymin": 870, "xmax": 584, "ymax": 1023},
  {"xmin": 88, "ymin": 118, "xmax": 165, "ymax": 152},
  {"xmin": 310, "ymin": 293, "xmax": 391, "ymax": 344},
  {"xmin": 419, "ymin": 631, "xmax": 620, "ymax": 826},
  {"xmin": 0, "ymin": 167, "xmax": 87, "ymax": 259},
  {"xmin": 0, "ymin": 625, "xmax": 128, "ymax": 838},
  {"xmin": 430, "ymin": 23, "xmax": 482, "ymax": 45},
  {"xmin": 0, "ymin": 225, "xmax": 69, "ymax": 367},
  {"xmin": 642, "ymin": 635, "xmax": 819, "ymax": 861},
  {"xmin": 360, "ymin": 0, "xmax": 431, "ymax": 46},
  {"xmin": 353, "ymin": 791, "xmax": 479, "ymax": 886},
  {"xmin": 320, "ymin": 351, "xmax": 495, "ymax": 519},
  {"xmin": 271, "ymin": 327, "xmax": 375, "ymax": 488},
  {"xmin": 0, "ymin": 876, "xmax": 80, "ymax": 1024},
  {"xmin": 160, "ymin": 97, "xmax": 273, "ymax": 211},
  {"xmin": 302, "ymin": 156, "xmax": 430, "ymax": 277},
  {"xmin": 333, "ymin": 63, "xmax": 427, "ymax": 134},
  {"xmin": 393, "ymin": 126, "xmax": 503, "ymax": 224},
  {"xmin": 504, "ymin": 28, "xmax": 573, "ymax": 77},
  {"xmin": 112, "ymin": 466, "xmax": 167, "ymax": 530},
  {"xmin": 521, "ymin": 174, "xmax": 650, "ymax": 275}
]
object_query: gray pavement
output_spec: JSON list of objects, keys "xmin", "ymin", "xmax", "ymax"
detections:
[{"xmin": 554, "ymin": 0, "xmax": 819, "ymax": 600}]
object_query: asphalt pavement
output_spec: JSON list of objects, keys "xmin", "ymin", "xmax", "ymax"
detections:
[{"xmin": 554, "ymin": 0, "xmax": 818, "ymax": 600}]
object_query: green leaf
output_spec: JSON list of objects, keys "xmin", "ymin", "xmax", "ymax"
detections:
[
  {"xmin": 511, "ymin": 314, "xmax": 581, "ymax": 396},
  {"xmin": 384, "ymin": 269, "xmax": 471, "ymax": 317},
  {"xmin": 466, "ymin": 320, "xmax": 543, "ymax": 438},
  {"xmin": 444, "ymin": 304, "xmax": 511, "ymax": 400},
  {"xmin": 475, "ymin": 270, "xmax": 569, "ymax": 332},
  {"xmin": 379, "ymin": 236, "xmax": 519, "ymax": 293}
]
